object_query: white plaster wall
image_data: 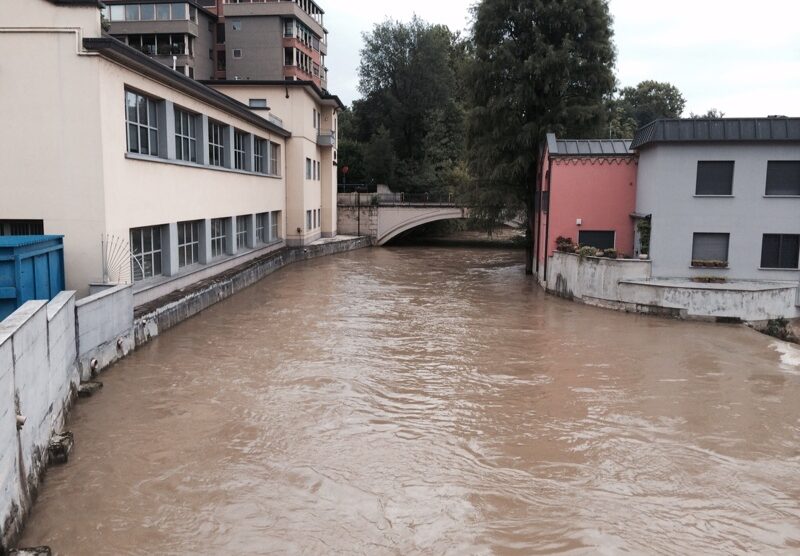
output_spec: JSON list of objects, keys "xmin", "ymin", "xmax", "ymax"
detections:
[
  {"xmin": 546, "ymin": 252, "xmax": 652, "ymax": 301},
  {"xmin": 0, "ymin": 332, "xmax": 20, "ymax": 549},
  {"xmin": 75, "ymin": 284, "xmax": 134, "ymax": 379},
  {"xmin": 636, "ymin": 143, "xmax": 800, "ymax": 282},
  {"xmin": 47, "ymin": 291, "xmax": 79, "ymax": 430}
]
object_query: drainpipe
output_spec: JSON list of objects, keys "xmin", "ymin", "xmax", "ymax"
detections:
[{"xmin": 543, "ymin": 156, "xmax": 554, "ymax": 285}]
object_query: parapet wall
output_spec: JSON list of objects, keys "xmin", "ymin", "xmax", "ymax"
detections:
[{"xmin": 546, "ymin": 251, "xmax": 800, "ymax": 321}]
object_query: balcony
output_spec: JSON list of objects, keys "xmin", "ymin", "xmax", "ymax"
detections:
[
  {"xmin": 222, "ymin": 1, "xmax": 324, "ymax": 36},
  {"xmin": 317, "ymin": 132, "xmax": 335, "ymax": 147}
]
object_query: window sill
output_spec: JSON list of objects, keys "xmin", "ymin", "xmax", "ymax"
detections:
[
  {"xmin": 762, "ymin": 195, "xmax": 800, "ymax": 198},
  {"xmin": 689, "ymin": 265, "xmax": 729, "ymax": 270},
  {"xmin": 693, "ymin": 195, "xmax": 734, "ymax": 198},
  {"xmin": 125, "ymin": 153, "xmax": 282, "ymax": 179},
  {"xmin": 758, "ymin": 267, "xmax": 799, "ymax": 271}
]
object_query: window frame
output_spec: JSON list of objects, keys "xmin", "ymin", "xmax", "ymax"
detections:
[
  {"xmin": 208, "ymin": 120, "xmax": 226, "ymax": 167},
  {"xmin": 578, "ymin": 230, "xmax": 615, "ymax": 250},
  {"xmin": 130, "ymin": 225, "xmax": 163, "ymax": 282},
  {"xmin": 233, "ymin": 130, "xmax": 248, "ymax": 170},
  {"xmin": 765, "ymin": 160, "xmax": 800, "ymax": 196},
  {"xmin": 210, "ymin": 218, "xmax": 227, "ymax": 258},
  {"xmin": 760, "ymin": 234, "xmax": 800, "ymax": 269},
  {"xmin": 174, "ymin": 107, "xmax": 198, "ymax": 163},
  {"xmin": 695, "ymin": 161, "xmax": 735, "ymax": 196},
  {"xmin": 177, "ymin": 220, "xmax": 200, "ymax": 268},
  {"xmin": 125, "ymin": 89, "xmax": 160, "ymax": 157},
  {"xmin": 691, "ymin": 232, "xmax": 730, "ymax": 267},
  {"xmin": 236, "ymin": 215, "xmax": 249, "ymax": 250},
  {"xmin": 270, "ymin": 211, "xmax": 280, "ymax": 241}
]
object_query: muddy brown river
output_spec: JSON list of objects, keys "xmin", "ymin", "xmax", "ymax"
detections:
[{"xmin": 19, "ymin": 247, "xmax": 800, "ymax": 554}]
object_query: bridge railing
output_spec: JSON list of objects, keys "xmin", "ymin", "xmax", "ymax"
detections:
[{"xmin": 338, "ymin": 192, "xmax": 457, "ymax": 207}]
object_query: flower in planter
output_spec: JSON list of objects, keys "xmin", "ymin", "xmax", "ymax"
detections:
[
  {"xmin": 691, "ymin": 259, "xmax": 728, "ymax": 268},
  {"xmin": 555, "ymin": 236, "xmax": 576, "ymax": 253}
]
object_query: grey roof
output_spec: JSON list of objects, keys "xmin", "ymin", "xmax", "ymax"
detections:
[
  {"xmin": 546, "ymin": 133, "xmax": 633, "ymax": 156},
  {"xmin": 631, "ymin": 117, "xmax": 800, "ymax": 149}
]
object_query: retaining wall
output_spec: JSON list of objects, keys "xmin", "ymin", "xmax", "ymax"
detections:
[
  {"xmin": 545, "ymin": 251, "xmax": 800, "ymax": 321},
  {"xmin": 75, "ymin": 285, "xmax": 135, "ymax": 381}
]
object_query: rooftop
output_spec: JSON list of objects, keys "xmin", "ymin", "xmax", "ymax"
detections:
[
  {"xmin": 631, "ymin": 117, "xmax": 800, "ymax": 149},
  {"xmin": 546, "ymin": 133, "xmax": 633, "ymax": 156}
]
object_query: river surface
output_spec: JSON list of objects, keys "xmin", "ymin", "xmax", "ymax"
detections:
[{"xmin": 20, "ymin": 247, "xmax": 800, "ymax": 555}]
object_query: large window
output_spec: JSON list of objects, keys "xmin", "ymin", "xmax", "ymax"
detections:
[
  {"xmin": 210, "ymin": 218, "xmax": 227, "ymax": 258},
  {"xmin": 130, "ymin": 226, "xmax": 162, "ymax": 282},
  {"xmin": 765, "ymin": 161, "xmax": 800, "ymax": 196},
  {"xmin": 306, "ymin": 210, "xmax": 312, "ymax": 230},
  {"xmin": 761, "ymin": 234, "xmax": 799, "ymax": 269},
  {"xmin": 256, "ymin": 212, "xmax": 267, "ymax": 243},
  {"xmin": 174, "ymin": 108, "xmax": 197, "ymax": 163},
  {"xmin": 125, "ymin": 90, "xmax": 159, "ymax": 156},
  {"xmin": 234, "ymin": 130, "xmax": 247, "ymax": 170},
  {"xmin": 691, "ymin": 233, "xmax": 729, "ymax": 266},
  {"xmin": 0, "ymin": 220, "xmax": 44, "ymax": 236},
  {"xmin": 177, "ymin": 220, "xmax": 200, "ymax": 267},
  {"xmin": 696, "ymin": 161, "xmax": 734, "ymax": 195},
  {"xmin": 109, "ymin": 3, "xmax": 189, "ymax": 21},
  {"xmin": 208, "ymin": 121, "xmax": 226, "ymax": 167},
  {"xmin": 578, "ymin": 230, "xmax": 615, "ymax": 250},
  {"xmin": 306, "ymin": 158, "xmax": 312, "ymax": 179},
  {"xmin": 236, "ymin": 215, "xmax": 249, "ymax": 250}
]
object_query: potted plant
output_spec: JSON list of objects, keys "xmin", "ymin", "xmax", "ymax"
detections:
[{"xmin": 637, "ymin": 218, "xmax": 651, "ymax": 259}]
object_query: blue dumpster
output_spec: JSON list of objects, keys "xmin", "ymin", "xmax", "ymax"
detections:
[{"xmin": 0, "ymin": 235, "xmax": 65, "ymax": 321}]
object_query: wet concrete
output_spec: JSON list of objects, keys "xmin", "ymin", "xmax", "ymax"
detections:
[{"xmin": 19, "ymin": 247, "xmax": 800, "ymax": 554}]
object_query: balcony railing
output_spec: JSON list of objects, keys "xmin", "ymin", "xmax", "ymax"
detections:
[{"xmin": 317, "ymin": 132, "xmax": 335, "ymax": 147}]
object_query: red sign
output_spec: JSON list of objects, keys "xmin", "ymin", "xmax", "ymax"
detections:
[{"xmin": 342, "ymin": 166, "xmax": 350, "ymax": 174}]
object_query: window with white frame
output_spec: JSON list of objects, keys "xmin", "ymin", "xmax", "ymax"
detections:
[
  {"xmin": 177, "ymin": 220, "xmax": 200, "ymax": 267},
  {"xmin": 174, "ymin": 108, "xmax": 197, "ymax": 163},
  {"xmin": 254, "ymin": 138, "xmax": 266, "ymax": 173},
  {"xmin": 211, "ymin": 218, "xmax": 227, "ymax": 258},
  {"xmin": 306, "ymin": 210, "xmax": 312, "ymax": 230},
  {"xmin": 125, "ymin": 90, "xmax": 159, "ymax": 156},
  {"xmin": 269, "ymin": 142, "xmax": 280, "ymax": 176},
  {"xmin": 691, "ymin": 233, "xmax": 729, "ymax": 266},
  {"xmin": 234, "ymin": 130, "xmax": 247, "ymax": 170},
  {"xmin": 270, "ymin": 211, "xmax": 280, "ymax": 240},
  {"xmin": 208, "ymin": 120, "xmax": 226, "ymax": 167},
  {"xmin": 236, "ymin": 215, "xmax": 249, "ymax": 249},
  {"xmin": 306, "ymin": 157, "xmax": 312, "ymax": 179},
  {"xmin": 249, "ymin": 98, "xmax": 267, "ymax": 108},
  {"xmin": 232, "ymin": 48, "xmax": 243, "ymax": 59},
  {"xmin": 130, "ymin": 225, "xmax": 163, "ymax": 282}
]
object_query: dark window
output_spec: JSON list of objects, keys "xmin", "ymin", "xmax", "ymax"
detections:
[
  {"xmin": 216, "ymin": 50, "xmax": 226, "ymax": 71},
  {"xmin": 0, "ymin": 220, "xmax": 44, "ymax": 236},
  {"xmin": 765, "ymin": 161, "xmax": 800, "ymax": 196},
  {"xmin": 692, "ymin": 233, "xmax": 729, "ymax": 264},
  {"xmin": 695, "ymin": 161, "xmax": 734, "ymax": 195},
  {"xmin": 761, "ymin": 234, "xmax": 799, "ymax": 269},
  {"xmin": 578, "ymin": 230, "xmax": 615, "ymax": 250},
  {"xmin": 216, "ymin": 23, "xmax": 225, "ymax": 44}
]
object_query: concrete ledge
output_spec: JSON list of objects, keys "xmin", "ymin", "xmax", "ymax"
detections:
[{"xmin": 134, "ymin": 236, "xmax": 371, "ymax": 346}]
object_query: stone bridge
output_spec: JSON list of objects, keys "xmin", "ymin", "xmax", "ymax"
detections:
[{"xmin": 337, "ymin": 193, "xmax": 469, "ymax": 245}]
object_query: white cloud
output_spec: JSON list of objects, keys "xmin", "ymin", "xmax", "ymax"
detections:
[{"xmin": 326, "ymin": 0, "xmax": 800, "ymax": 117}]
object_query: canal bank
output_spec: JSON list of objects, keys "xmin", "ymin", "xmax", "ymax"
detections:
[
  {"xmin": 0, "ymin": 235, "xmax": 370, "ymax": 554},
  {"xmin": 16, "ymin": 246, "xmax": 800, "ymax": 555}
]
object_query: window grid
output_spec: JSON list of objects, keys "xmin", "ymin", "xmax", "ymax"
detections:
[
  {"xmin": 211, "ymin": 218, "xmax": 227, "ymax": 258},
  {"xmin": 256, "ymin": 213, "xmax": 267, "ymax": 243},
  {"xmin": 254, "ymin": 138, "xmax": 265, "ymax": 173},
  {"xmin": 125, "ymin": 90, "xmax": 159, "ymax": 156},
  {"xmin": 236, "ymin": 215, "xmax": 248, "ymax": 249},
  {"xmin": 208, "ymin": 121, "xmax": 225, "ymax": 167},
  {"xmin": 174, "ymin": 109, "xmax": 197, "ymax": 163},
  {"xmin": 177, "ymin": 220, "xmax": 200, "ymax": 267},
  {"xmin": 269, "ymin": 142, "xmax": 280, "ymax": 176},
  {"xmin": 130, "ymin": 226, "xmax": 162, "ymax": 282},
  {"xmin": 234, "ymin": 131, "xmax": 247, "ymax": 170},
  {"xmin": 306, "ymin": 210, "xmax": 312, "ymax": 230}
]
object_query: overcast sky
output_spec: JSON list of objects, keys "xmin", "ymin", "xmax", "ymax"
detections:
[{"xmin": 325, "ymin": 0, "xmax": 800, "ymax": 118}]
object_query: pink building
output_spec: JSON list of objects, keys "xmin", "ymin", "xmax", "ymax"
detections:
[{"xmin": 535, "ymin": 133, "xmax": 638, "ymax": 280}]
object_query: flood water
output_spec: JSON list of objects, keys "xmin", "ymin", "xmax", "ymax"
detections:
[{"xmin": 20, "ymin": 247, "xmax": 800, "ymax": 554}]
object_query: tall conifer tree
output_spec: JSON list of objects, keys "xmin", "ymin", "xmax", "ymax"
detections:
[{"xmin": 466, "ymin": 0, "xmax": 616, "ymax": 273}]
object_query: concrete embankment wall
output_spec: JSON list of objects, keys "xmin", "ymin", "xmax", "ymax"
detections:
[
  {"xmin": 337, "ymin": 205, "xmax": 379, "ymax": 239},
  {"xmin": 0, "ymin": 237, "xmax": 369, "ymax": 552},
  {"xmin": 545, "ymin": 251, "xmax": 800, "ymax": 321}
]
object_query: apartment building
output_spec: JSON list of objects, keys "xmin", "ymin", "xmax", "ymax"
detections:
[
  {"xmin": 632, "ymin": 118, "xmax": 800, "ymax": 282},
  {"xmin": 0, "ymin": 0, "xmax": 340, "ymax": 305},
  {"xmin": 105, "ymin": 0, "xmax": 329, "ymax": 88}
]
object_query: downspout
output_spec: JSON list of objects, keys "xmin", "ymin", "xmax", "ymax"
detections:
[{"xmin": 543, "ymin": 156, "xmax": 554, "ymax": 286}]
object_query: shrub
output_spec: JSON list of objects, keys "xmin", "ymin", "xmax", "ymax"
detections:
[
  {"xmin": 765, "ymin": 318, "xmax": 791, "ymax": 341},
  {"xmin": 691, "ymin": 259, "xmax": 728, "ymax": 268},
  {"xmin": 578, "ymin": 245, "xmax": 599, "ymax": 258},
  {"xmin": 555, "ymin": 236, "xmax": 576, "ymax": 253},
  {"xmin": 637, "ymin": 218, "xmax": 651, "ymax": 255},
  {"xmin": 601, "ymin": 248, "xmax": 618, "ymax": 259}
]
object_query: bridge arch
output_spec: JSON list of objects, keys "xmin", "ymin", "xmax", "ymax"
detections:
[{"xmin": 376, "ymin": 207, "xmax": 468, "ymax": 245}]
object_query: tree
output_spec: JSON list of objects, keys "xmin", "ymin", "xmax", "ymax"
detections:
[
  {"xmin": 690, "ymin": 108, "xmax": 725, "ymax": 119},
  {"xmin": 466, "ymin": 0, "xmax": 616, "ymax": 273},
  {"xmin": 611, "ymin": 80, "xmax": 686, "ymax": 134},
  {"xmin": 346, "ymin": 17, "xmax": 467, "ymax": 193}
]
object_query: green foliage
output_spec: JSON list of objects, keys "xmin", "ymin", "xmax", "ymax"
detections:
[
  {"xmin": 691, "ymin": 259, "xmax": 728, "ymax": 268},
  {"xmin": 690, "ymin": 108, "xmax": 725, "ymax": 119},
  {"xmin": 464, "ymin": 0, "xmax": 616, "ymax": 248},
  {"xmin": 607, "ymin": 80, "xmax": 686, "ymax": 137},
  {"xmin": 338, "ymin": 17, "xmax": 468, "ymax": 193},
  {"xmin": 636, "ymin": 218, "xmax": 651, "ymax": 254},
  {"xmin": 578, "ymin": 245, "xmax": 599, "ymax": 258},
  {"xmin": 601, "ymin": 248, "xmax": 617, "ymax": 259},
  {"xmin": 765, "ymin": 318, "xmax": 792, "ymax": 341}
]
